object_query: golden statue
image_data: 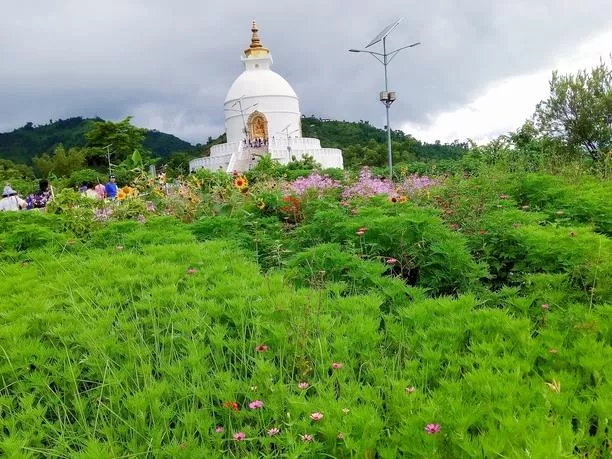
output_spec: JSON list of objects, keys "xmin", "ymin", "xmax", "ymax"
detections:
[{"xmin": 248, "ymin": 111, "xmax": 268, "ymax": 140}]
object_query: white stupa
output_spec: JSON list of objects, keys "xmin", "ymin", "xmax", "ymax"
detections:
[{"xmin": 190, "ymin": 21, "xmax": 344, "ymax": 173}]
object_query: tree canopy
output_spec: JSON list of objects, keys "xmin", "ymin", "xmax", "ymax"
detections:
[{"xmin": 535, "ymin": 57, "xmax": 612, "ymax": 162}]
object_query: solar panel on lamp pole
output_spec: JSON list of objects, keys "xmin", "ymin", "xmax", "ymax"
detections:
[{"xmin": 349, "ymin": 18, "xmax": 421, "ymax": 179}]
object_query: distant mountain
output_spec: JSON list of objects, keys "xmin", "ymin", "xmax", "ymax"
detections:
[{"xmin": 0, "ymin": 117, "xmax": 199, "ymax": 164}]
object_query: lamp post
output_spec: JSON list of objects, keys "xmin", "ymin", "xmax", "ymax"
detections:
[{"xmin": 349, "ymin": 18, "xmax": 420, "ymax": 179}]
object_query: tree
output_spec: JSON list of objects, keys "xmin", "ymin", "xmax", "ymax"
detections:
[
  {"xmin": 33, "ymin": 145, "xmax": 86, "ymax": 178},
  {"xmin": 85, "ymin": 116, "xmax": 146, "ymax": 165},
  {"xmin": 0, "ymin": 159, "xmax": 35, "ymax": 181},
  {"xmin": 535, "ymin": 57, "xmax": 612, "ymax": 162}
]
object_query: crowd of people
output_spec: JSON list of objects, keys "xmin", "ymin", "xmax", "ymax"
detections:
[
  {"xmin": 0, "ymin": 175, "xmax": 122, "ymax": 212},
  {"xmin": 244, "ymin": 137, "xmax": 268, "ymax": 148}
]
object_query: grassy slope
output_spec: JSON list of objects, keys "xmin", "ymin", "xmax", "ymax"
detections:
[{"xmin": 0, "ymin": 216, "xmax": 610, "ymax": 457}]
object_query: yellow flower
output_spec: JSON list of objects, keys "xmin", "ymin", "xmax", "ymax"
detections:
[
  {"xmin": 234, "ymin": 176, "xmax": 248, "ymax": 190},
  {"xmin": 117, "ymin": 190, "xmax": 127, "ymax": 200},
  {"xmin": 256, "ymin": 200, "xmax": 266, "ymax": 209},
  {"xmin": 399, "ymin": 195, "xmax": 408, "ymax": 203}
]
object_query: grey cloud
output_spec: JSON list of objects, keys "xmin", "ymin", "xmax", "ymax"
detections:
[{"xmin": 1, "ymin": 0, "xmax": 611, "ymax": 143}]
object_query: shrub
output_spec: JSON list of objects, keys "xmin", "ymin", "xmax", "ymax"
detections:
[
  {"xmin": 295, "ymin": 200, "xmax": 486, "ymax": 295},
  {"xmin": 513, "ymin": 173, "xmax": 612, "ymax": 235}
]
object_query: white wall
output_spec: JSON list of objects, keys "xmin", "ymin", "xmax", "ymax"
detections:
[{"xmin": 224, "ymin": 94, "xmax": 302, "ymax": 144}]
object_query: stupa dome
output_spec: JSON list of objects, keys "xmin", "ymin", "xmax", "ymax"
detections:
[{"xmin": 225, "ymin": 69, "xmax": 297, "ymax": 103}]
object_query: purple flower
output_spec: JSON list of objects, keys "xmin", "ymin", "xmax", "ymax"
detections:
[
  {"xmin": 397, "ymin": 175, "xmax": 440, "ymax": 197},
  {"xmin": 289, "ymin": 173, "xmax": 341, "ymax": 196},
  {"xmin": 248, "ymin": 400, "xmax": 264, "ymax": 409},
  {"xmin": 94, "ymin": 207, "xmax": 114, "ymax": 222},
  {"xmin": 146, "ymin": 200, "xmax": 157, "ymax": 212},
  {"xmin": 425, "ymin": 423, "xmax": 441, "ymax": 435},
  {"xmin": 342, "ymin": 167, "xmax": 395, "ymax": 200}
]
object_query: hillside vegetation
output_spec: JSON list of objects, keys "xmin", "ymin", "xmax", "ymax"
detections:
[{"xmin": 0, "ymin": 117, "xmax": 198, "ymax": 164}]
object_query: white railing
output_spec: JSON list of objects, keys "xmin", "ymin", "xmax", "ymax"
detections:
[
  {"xmin": 189, "ymin": 154, "xmax": 233, "ymax": 172},
  {"xmin": 268, "ymin": 137, "xmax": 322, "ymax": 150},
  {"xmin": 210, "ymin": 142, "xmax": 241, "ymax": 157},
  {"xmin": 268, "ymin": 147, "xmax": 344, "ymax": 169},
  {"xmin": 226, "ymin": 142, "xmax": 243, "ymax": 172}
]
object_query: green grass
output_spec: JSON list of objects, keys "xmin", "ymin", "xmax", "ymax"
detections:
[
  {"xmin": 1, "ymin": 169, "xmax": 611, "ymax": 457},
  {"xmin": 0, "ymin": 213, "xmax": 610, "ymax": 457}
]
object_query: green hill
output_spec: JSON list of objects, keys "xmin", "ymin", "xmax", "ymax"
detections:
[
  {"xmin": 302, "ymin": 116, "xmax": 467, "ymax": 167},
  {"xmin": 0, "ymin": 115, "xmax": 466, "ymax": 169},
  {"xmin": 0, "ymin": 117, "xmax": 198, "ymax": 164}
]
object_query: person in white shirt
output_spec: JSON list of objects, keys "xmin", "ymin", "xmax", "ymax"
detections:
[{"xmin": 0, "ymin": 185, "xmax": 27, "ymax": 211}]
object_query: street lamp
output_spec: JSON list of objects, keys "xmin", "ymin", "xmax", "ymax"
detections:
[{"xmin": 349, "ymin": 18, "xmax": 420, "ymax": 178}]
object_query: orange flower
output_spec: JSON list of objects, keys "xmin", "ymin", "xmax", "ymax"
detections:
[
  {"xmin": 223, "ymin": 401, "xmax": 239, "ymax": 411},
  {"xmin": 234, "ymin": 176, "xmax": 248, "ymax": 189}
]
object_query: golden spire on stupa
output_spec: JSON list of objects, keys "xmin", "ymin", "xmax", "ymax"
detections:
[{"xmin": 244, "ymin": 20, "xmax": 269, "ymax": 57}]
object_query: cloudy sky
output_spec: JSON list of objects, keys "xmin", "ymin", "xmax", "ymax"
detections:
[{"xmin": 1, "ymin": 0, "xmax": 611, "ymax": 145}]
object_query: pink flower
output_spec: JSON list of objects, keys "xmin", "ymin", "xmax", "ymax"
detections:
[
  {"xmin": 331, "ymin": 362, "xmax": 343, "ymax": 369},
  {"xmin": 386, "ymin": 257, "xmax": 397, "ymax": 265},
  {"xmin": 356, "ymin": 230, "xmax": 365, "ymax": 236},
  {"xmin": 255, "ymin": 344, "xmax": 269, "ymax": 352},
  {"xmin": 541, "ymin": 303, "xmax": 550, "ymax": 310},
  {"xmin": 405, "ymin": 386, "xmax": 416, "ymax": 394},
  {"xmin": 233, "ymin": 431, "xmax": 246, "ymax": 441},
  {"xmin": 425, "ymin": 423, "xmax": 441, "ymax": 435},
  {"xmin": 289, "ymin": 172, "xmax": 341, "ymax": 196},
  {"xmin": 186, "ymin": 268, "xmax": 197, "ymax": 275},
  {"xmin": 310, "ymin": 412, "xmax": 323, "ymax": 422},
  {"xmin": 300, "ymin": 434, "xmax": 313, "ymax": 442},
  {"xmin": 337, "ymin": 432, "xmax": 345, "ymax": 440},
  {"xmin": 248, "ymin": 400, "xmax": 264, "ymax": 409},
  {"xmin": 267, "ymin": 427, "xmax": 280, "ymax": 436},
  {"xmin": 298, "ymin": 382, "xmax": 310, "ymax": 390},
  {"xmin": 215, "ymin": 426, "xmax": 224, "ymax": 433}
]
